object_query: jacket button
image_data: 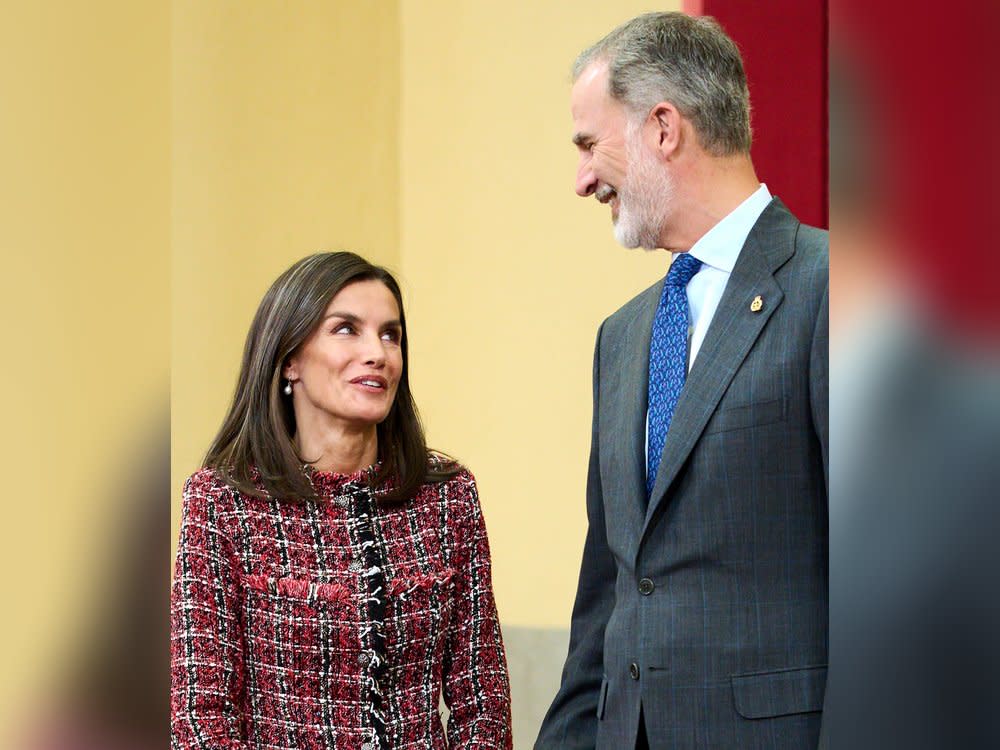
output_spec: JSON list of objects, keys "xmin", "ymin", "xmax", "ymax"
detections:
[
  {"xmin": 638, "ymin": 578, "xmax": 655, "ymax": 595},
  {"xmin": 629, "ymin": 662, "xmax": 640, "ymax": 680}
]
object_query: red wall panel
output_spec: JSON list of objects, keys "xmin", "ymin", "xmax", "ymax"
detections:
[{"xmin": 686, "ymin": 0, "xmax": 828, "ymax": 229}]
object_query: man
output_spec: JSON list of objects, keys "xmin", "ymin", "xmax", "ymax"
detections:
[{"xmin": 535, "ymin": 12, "xmax": 827, "ymax": 750}]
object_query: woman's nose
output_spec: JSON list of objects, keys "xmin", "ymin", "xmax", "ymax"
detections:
[{"xmin": 361, "ymin": 333, "xmax": 386, "ymax": 367}]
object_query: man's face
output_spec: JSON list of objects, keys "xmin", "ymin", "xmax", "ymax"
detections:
[
  {"xmin": 571, "ymin": 63, "xmax": 629, "ymax": 221},
  {"xmin": 571, "ymin": 62, "xmax": 674, "ymax": 249}
]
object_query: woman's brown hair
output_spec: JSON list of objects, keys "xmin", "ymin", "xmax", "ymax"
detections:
[{"xmin": 204, "ymin": 251, "xmax": 454, "ymax": 502}]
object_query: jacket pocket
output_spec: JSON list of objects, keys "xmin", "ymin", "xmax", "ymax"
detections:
[
  {"xmin": 385, "ymin": 566, "xmax": 458, "ymax": 657},
  {"xmin": 703, "ymin": 396, "xmax": 787, "ymax": 435},
  {"xmin": 387, "ymin": 566, "xmax": 457, "ymax": 602},
  {"xmin": 242, "ymin": 574, "xmax": 356, "ymax": 686},
  {"xmin": 731, "ymin": 664, "xmax": 827, "ymax": 719},
  {"xmin": 596, "ymin": 677, "xmax": 609, "ymax": 720},
  {"xmin": 245, "ymin": 573, "xmax": 352, "ymax": 605}
]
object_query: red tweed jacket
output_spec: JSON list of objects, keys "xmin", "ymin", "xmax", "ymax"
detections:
[{"xmin": 170, "ymin": 463, "xmax": 512, "ymax": 750}]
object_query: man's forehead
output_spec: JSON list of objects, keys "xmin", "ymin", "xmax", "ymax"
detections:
[
  {"xmin": 576, "ymin": 60, "xmax": 609, "ymax": 89},
  {"xmin": 571, "ymin": 61, "xmax": 610, "ymax": 116},
  {"xmin": 572, "ymin": 62, "xmax": 623, "ymax": 133}
]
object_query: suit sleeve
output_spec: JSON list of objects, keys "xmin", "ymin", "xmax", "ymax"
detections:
[
  {"xmin": 810, "ymin": 281, "xmax": 830, "ymax": 493},
  {"xmin": 442, "ymin": 472, "xmax": 513, "ymax": 749},
  {"xmin": 535, "ymin": 321, "xmax": 618, "ymax": 750},
  {"xmin": 811, "ymin": 276, "xmax": 830, "ymax": 749},
  {"xmin": 171, "ymin": 473, "xmax": 247, "ymax": 750}
]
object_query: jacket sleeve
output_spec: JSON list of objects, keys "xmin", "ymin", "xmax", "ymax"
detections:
[
  {"xmin": 810, "ymin": 271, "xmax": 830, "ymax": 745},
  {"xmin": 810, "ymin": 280, "xmax": 830, "ymax": 494},
  {"xmin": 535, "ymin": 321, "xmax": 617, "ymax": 750},
  {"xmin": 442, "ymin": 472, "xmax": 513, "ymax": 750},
  {"xmin": 171, "ymin": 472, "xmax": 247, "ymax": 750}
]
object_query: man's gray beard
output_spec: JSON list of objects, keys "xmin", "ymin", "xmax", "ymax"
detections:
[{"xmin": 614, "ymin": 126, "xmax": 674, "ymax": 250}]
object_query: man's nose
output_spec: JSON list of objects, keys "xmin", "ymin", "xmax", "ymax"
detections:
[{"xmin": 576, "ymin": 157, "xmax": 597, "ymax": 197}]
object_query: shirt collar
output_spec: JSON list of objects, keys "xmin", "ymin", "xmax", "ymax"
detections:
[{"xmin": 680, "ymin": 184, "xmax": 773, "ymax": 273}]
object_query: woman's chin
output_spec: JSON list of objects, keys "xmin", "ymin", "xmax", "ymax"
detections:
[{"xmin": 342, "ymin": 408, "xmax": 392, "ymax": 430}]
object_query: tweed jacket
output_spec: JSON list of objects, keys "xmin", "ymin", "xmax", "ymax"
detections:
[{"xmin": 170, "ymin": 463, "xmax": 512, "ymax": 750}]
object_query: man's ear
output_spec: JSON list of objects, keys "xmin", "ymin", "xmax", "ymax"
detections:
[{"xmin": 648, "ymin": 101, "xmax": 682, "ymax": 159}]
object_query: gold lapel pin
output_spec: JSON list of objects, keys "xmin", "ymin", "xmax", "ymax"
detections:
[{"xmin": 750, "ymin": 295, "xmax": 764, "ymax": 313}]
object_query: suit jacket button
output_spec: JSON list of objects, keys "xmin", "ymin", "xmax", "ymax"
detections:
[
  {"xmin": 629, "ymin": 662, "xmax": 640, "ymax": 680},
  {"xmin": 638, "ymin": 578, "xmax": 655, "ymax": 595}
]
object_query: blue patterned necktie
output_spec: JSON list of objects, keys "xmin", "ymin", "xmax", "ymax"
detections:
[{"xmin": 646, "ymin": 252, "xmax": 703, "ymax": 498}]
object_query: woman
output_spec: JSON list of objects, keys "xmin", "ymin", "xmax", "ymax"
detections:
[{"xmin": 170, "ymin": 252, "xmax": 512, "ymax": 750}]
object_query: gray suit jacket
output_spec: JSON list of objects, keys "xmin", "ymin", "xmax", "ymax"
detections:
[{"xmin": 536, "ymin": 199, "xmax": 828, "ymax": 750}]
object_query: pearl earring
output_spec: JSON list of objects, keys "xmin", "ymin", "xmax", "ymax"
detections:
[{"xmin": 283, "ymin": 380, "xmax": 293, "ymax": 396}]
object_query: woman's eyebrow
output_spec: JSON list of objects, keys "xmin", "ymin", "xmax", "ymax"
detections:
[
  {"xmin": 323, "ymin": 311, "xmax": 360, "ymax": 322},
  {"xmin": 323, "ymin": 312, "xmax": 401, "ymax": 328}
]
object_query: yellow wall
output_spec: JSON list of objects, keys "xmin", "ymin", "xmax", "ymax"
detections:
[
  {"xmin": 170, "ymin": 0, "xmax": 674, "ymax": 630},
  {"xmin": 168, "ymin": 1, "xmax": 675, "ymax": 631},
  {"xmin": 171, "ymin": 0, "xmax": 402, "ymax": 529},
  {"xmin": 3, "ymin": 0, "xmax": 685, "ymax": 741},
  {"xmin": 399, "ymin": 0, "xmax": 671, "ymax": 627},
  {"xmin": 0, "ymin": 1, "xmax": 169, "ymax": 736}
]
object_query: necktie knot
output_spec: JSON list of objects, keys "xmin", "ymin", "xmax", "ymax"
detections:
[{"xmin": 666, "ymin": 252, "xmax": 703, "ymax": 288}]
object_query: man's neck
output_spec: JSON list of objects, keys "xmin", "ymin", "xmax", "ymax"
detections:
[{"xmin": 659, "ymin": 155, "xmax": 761, "ymax": 252}]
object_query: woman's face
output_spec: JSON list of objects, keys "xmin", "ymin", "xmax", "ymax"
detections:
[{"xmin": 284, "ymin": 279, "xmax": 403, "ymax": 431}]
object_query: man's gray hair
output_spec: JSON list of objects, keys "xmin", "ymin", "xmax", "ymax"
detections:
[{"xmin": 573, "ymin": 12, "xmax": 752, "ymax": 156}]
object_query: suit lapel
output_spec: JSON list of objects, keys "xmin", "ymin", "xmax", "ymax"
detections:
[
  {"xmin": 602, "ymin": 284, "xmax": 659, "ymax": 548},
  {"xmin": 640, "ymin": 199, "xmax": 798, "ymax": 540}
]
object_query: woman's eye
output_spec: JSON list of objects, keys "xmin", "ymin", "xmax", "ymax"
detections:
[
  {"xmin": 381, "ymin": 330, "xmax": 401, "ymax": 343},
  {"xmin": 333, "ymin": 323, "xmax": 354, "ymax": 335}
]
